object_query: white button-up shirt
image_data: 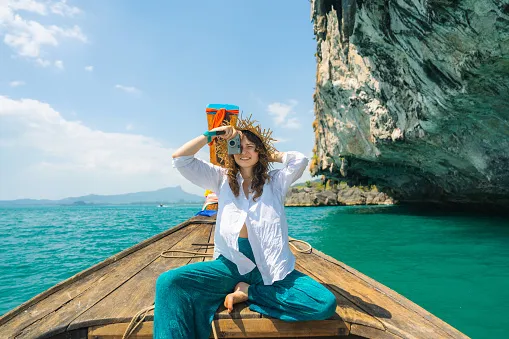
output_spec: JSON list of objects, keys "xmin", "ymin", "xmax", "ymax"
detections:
[{"xmin": 172, "ymin": 151, "xmax": 309, "ymax": 285}]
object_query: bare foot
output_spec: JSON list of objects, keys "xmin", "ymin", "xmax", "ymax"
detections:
[{"xmin": 224, "ymin": 282, "xmax": 250, "ymax": 314}]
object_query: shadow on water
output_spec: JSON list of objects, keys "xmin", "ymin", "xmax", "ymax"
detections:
[
  {"xmin": 321, "ymin": 204, "xmax": 509, "ymax": 241},
  {"xmin": 337, "ymin": 203, "xmax": 509, "ymax": 217}
]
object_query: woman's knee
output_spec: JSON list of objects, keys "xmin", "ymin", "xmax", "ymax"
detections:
[
  {"xmin": 156, "ymin": 270, "xmax": 182, "ymax": 292},
  {"xmin": 316, "ymin": 290, "xmax": 337, "ymax": 320}
]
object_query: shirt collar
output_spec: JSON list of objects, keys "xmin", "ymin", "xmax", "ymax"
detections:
[{"xmin": 236, "ymin": 172, "xmax": 245, "ymax": 184}]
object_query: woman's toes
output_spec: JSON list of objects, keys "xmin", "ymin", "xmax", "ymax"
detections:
[
  {"xmin": 224, "ymin": 282, "xmax": 250, "ymax": 314},
  {"xmin": 227, "ymin": 295, "xmax": 233, "ymax": 312},
  {"xmin": 224, "ymin": 294, "xmax": 234, "ymax": 313}
]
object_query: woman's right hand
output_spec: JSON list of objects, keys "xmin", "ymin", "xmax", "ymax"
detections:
[{"xmin": 210, "ymin": 125, "xmax": 241, "ymax": 141}]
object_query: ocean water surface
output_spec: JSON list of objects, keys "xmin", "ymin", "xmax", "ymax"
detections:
[{"xmin": 1, "ymin": 204, "xmax": 508, "ymax": 338}]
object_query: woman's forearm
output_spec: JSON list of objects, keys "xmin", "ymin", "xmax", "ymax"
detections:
[
  {"xmin": 172, "ymin": 125, "xmax": 240, "ymax": 158},
  {"xmin": 172, "ymin": 135, "xmax": 209, "ymax": 158}
]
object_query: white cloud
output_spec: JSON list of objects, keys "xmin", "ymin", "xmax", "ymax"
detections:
[
  {"xmin": 36, "ymin": 58, "xmax": 51, "ymax": 67},
  {"xmin": 115, "ymin": 84, "xmax": 141, "ymax": 95},
  {"xmin": 50, "ymin": 0, "xmax": 80, "ymax": 17},
  {"xmin": 54, "ymin": 59, "xmax": 63, "ymax": 69},
  {"xmin": 267, "ymin": 100, "xmax": 302, "ymax": 129},
  {"xmin": 0, "ymin": 0, "xmax": 86, "ymax": 65},
  {"xmin": 9, "ymin": 80, "xmax": 25, "ymax": 87},
  {"xmin": 49, "ymin": 24, "xmax": 86, "ymax": 41},
  {"xmin": 7, "ymin": 0, "xmax": 46, "ymax": 15},
  {"xmin": 84, "ymin": 65, "xmax": 93, "ymax": 71},
  {"xmin": 126, "ymin": 123, "xmax": 134, "ymax": 131},
  {"xmin": 284, "ymin": 117, "xmax": 301, "ymax": 129},
  {"xmin": 0, "ymin": 96, "xmax": 196, "ymax": 200},
  {"xmin": 267, "ymin": 102, "xmax": 290, "ymax": 125}
]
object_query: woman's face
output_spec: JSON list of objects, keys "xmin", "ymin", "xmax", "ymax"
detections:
[{"xmin": 233, "ymin": 134, "xmax": 259, "ymax": 169}]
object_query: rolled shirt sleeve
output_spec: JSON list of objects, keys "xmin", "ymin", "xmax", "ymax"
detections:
[
  {"xmin": 275, "ymin": 151, "xmax": 309, "ymax": 194},
  {"xmin": 172, "ymin": 155, "xmax": 225, "ymax": 193}
]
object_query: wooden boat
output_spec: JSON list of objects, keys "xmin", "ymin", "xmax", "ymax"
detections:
[{"xmin": 0, "ymin": 215, "xmax": 468, "ymax": 339}]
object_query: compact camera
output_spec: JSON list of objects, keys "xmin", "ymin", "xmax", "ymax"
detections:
[
  {"xmin": 227, "ymin": 134, "xmax": 241, "ymax": 155},
  {"xmin": 213, "ymin": 130, "xmax": 241, "ymax": 155}
]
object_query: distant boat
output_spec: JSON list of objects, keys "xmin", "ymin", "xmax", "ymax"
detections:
[{"xmin": 158, "ymin": 204, "xmax": 167, "ymax": 208}]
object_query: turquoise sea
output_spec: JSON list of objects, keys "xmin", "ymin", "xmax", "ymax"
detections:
[{"xmin": 1, "ymin": 204, "xmax": 508, "ymax": 338}]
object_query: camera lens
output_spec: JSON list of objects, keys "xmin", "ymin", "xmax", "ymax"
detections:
[{"xmin": 229, "ymin": 140, "xmax": 235, "ymax": 146}]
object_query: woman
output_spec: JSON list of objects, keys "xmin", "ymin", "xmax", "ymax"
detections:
[{"xmin": 154, "ymin": 117, "xmax": 337, "ymax": 339}]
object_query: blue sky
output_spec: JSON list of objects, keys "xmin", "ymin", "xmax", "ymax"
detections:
[{"xmin": 0, "ymin": 0, "xmax": 318, "ymax": 200}]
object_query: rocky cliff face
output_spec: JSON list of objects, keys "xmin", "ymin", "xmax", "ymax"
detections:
[
  {"xmin": 285, "ymin": 186, "xmax": 395, "ymax": 206},
  {"xmin": 310, "ymin": 0, "xmax": 509, "ymax": 205}
]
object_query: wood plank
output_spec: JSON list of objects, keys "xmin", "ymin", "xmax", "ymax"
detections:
[
  {"xmin": 50, "ymin": 328, "xmax": 88, "ymax": 339},
  {"xmin": 87, "ymin": 319, "xmax": 349, "ymax": 338},
  {"xmin": 188, "ymin": 221, "xmax": 214, "ymax": 264},
  {"xmin": 68, "ymin": 223, "xmax": 213, "ymax": 329},
  {"xmin": 10, "ymin": 224, "xmax": 201, "ymax": 339},
  {"xmin": 202, "ymin": 222, "xmax": 216, "ymax": 263},
  {"xmin": 350, "ymin": 323, "xmax": 403, "ymax": 339},
  {"xmin": 295, "ymin": 262, "xmax": 384, "ymax": 331},
  {"xmin": 213, "ymin": 318, "xmax": 349, "ymax": 338},
  {"xmin": 88, "ymin": 322, "xmax": 153, "ymax": 339},
  {"xmin": 291, "ymin": 245, "xmax": 467, "ymax": 339},
  {"xmin": 215, "ymin": 302, "xmax": 261, "ymax": 320}
]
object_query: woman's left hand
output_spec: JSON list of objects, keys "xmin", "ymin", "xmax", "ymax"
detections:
[{"xmin": 268, "ymin": 151, "xmax": 284, "ymax": 163}]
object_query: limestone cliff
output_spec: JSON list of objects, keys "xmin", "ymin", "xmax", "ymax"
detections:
[
  {"xmin": 285, "ymin": 185, "xmax": 395, "ymax": 206},
  {"xmin": 310, "ymin": 0, "xmax": 509, "ymax": 205}
]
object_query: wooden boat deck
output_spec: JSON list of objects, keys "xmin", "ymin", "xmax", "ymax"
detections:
[{"xmin": 0, "ymin": 216, "xmax": 469, "ymax": 339}]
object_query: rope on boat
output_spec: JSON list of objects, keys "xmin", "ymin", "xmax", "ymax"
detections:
[
  {"xmin": 122, "ymin": 305, "xmax": 154, "ymax": 339},
  {"xmin": 122, "ymin": 238, "xmax": 313, "ymax": 339},
  {"xmin": 161, "ymin": 239, "xmax": 312, "ymax": 258}
]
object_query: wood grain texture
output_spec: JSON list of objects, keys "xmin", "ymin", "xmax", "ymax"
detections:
[
  {"xmin": 87, "ymin": 319, "xmax": 349, "ymax": 338},
  {"xmin": 68, "ymin": 224, "xmax": 213, "ymax": 330}
]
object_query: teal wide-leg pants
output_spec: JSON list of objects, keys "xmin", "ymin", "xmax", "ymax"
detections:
[{"xmin": 154, "ymin": 237, "xmax": 337, "ymax": 339}]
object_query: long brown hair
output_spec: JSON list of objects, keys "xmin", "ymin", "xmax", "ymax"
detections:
[{"xmin": 226, "ymin": 130, "xmax": 270, "ymax": 201}]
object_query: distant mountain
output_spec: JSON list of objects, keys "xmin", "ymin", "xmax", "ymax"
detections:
[{"xmin": 0, "ymin": 186, "xmax": 203, "ymax": 206}]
